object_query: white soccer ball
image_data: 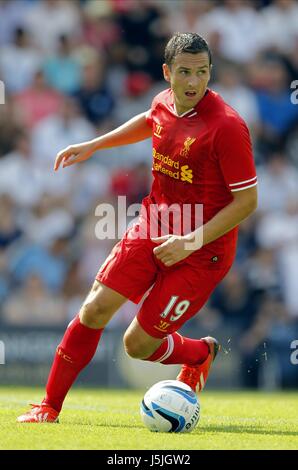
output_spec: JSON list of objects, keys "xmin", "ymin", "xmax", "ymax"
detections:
[{"xmin": 140, "ymin": 379, "xmax": 200, "ymax": 433}]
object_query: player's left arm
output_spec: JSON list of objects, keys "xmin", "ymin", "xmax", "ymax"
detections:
[
  {"xmin": 193, "ymin": 185, "xmax": 258, "ymax": 247},
  {"xmin": 152, "ymin": 186, "xmax": 257, "ymax": 266}
]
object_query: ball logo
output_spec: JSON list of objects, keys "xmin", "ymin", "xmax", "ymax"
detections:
[{"xmin": 185, "ymin": 404, "xmax": 200, "ymax": 430}]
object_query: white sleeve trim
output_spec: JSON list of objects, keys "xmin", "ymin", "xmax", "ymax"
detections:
[
  {"xmin": 229, "ymin": 176, "xmax": 257, "ymax": 187},
  {"xmin": 231, "ymin": 181, "xmax": 258, "ymax": 192}
]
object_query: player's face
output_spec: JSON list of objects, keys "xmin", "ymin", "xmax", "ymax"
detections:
[{"xmin": 163, "ymin": 52, "xmax": 211, "ymax": 115}]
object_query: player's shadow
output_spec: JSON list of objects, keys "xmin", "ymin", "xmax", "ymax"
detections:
[
  {"xmin": 197, "ymin": 425, "xmax": 298, "ymax": 437},
  {"xmin": 70, "ymin": 421, "xmax": 298, "ymax": 436},
  {"xmin": 72, "ymin": 421, "xmax": 144, "ymax": 429}
]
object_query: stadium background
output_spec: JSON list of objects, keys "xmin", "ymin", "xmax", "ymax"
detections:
[{"xmin": 0, "ymin": 0, "xmax": 297, "ymax": 391}]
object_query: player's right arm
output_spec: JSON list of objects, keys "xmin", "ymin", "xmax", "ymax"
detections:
[{"xmin": 54, "ymin": 111, "xmax": 151, "ymax": 171}]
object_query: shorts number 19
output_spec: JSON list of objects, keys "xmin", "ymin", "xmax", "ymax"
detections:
[{"xmin": 160, "ymin": 295, "xmax": 190, "ymax": 322}]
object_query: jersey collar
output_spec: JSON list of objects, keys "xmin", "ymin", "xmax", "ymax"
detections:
[{"xmin": 168, "ymin": 89, "xmax": 210, "ymax": 118}]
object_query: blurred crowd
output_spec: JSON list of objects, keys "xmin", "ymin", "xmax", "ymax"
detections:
[{"xmin": 0, "ymin": 0, "xmax": 298, "ymax": 388}]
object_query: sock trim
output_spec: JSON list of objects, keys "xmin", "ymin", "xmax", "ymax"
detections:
[{"xmin": 153, "ymin": 334, "xmax": 174, "ymax": 363}]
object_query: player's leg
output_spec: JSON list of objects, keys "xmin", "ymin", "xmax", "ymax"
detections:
[
  {"xmin": 124, "ymin": 263, "xmax": 230, "ymax": 392},
  {"xmin": 17, "ymin": 281, "xmax": 127, "ymax": 423},
  {"xmin": 124, "ymin": 316, "xmax": 210, "ymax": 365},
  {"xmin": 43, "ymin": 281, "xmax": 127, "ymax": 412},
  {"xmin": 17, "ymin": 229, "xmax": 159, "ymax": 422},
  {"xmin": 123, "ymin": 317, "xmax": 164, "ymax": 359}
]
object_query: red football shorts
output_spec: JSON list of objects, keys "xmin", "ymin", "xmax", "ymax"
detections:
[{"xmin": 96, "ymin": 225, "xmax": 231, "ymax": 338}]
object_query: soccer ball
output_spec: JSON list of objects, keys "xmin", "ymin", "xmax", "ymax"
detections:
[{"xmin": 140, "ymin": 380, "xmax": 200, "ymax": 433}]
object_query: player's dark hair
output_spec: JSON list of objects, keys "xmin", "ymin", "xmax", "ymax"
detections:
[{"xmin": 165, "ymin": 32, "xmax": 212, "ymax": 68}]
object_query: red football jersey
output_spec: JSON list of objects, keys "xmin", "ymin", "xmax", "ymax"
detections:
[{"xmin": 144, "ymin": 88, "xmax": 257, "ymax": 268}]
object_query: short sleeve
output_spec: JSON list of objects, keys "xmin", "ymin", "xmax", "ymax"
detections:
[
  {"xmin": 145, "ymin": 92, "xmax": 162, "ymax": 128},
  {"xmin": 215, "ymin": 116, "xmax": 257, "ymax": 192},
  {"xmin": 146, "ymin": 108, "xmax": 153, "ymax": 127}
]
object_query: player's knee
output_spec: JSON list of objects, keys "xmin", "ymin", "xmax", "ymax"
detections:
[
  {"xmin": 123, "ymin": 332, "xmax": 151, "ymax": 359},
  {"xmin": 80, "ymin": 296, "xmax": 112, "ymax": 329}
]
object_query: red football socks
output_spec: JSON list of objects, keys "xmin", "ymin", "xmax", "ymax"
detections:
[
  {"xmin": 43, "ymin": 315, "xmax": 103, "ymax": 412},
  {"xmin": 145, "ymin": 332, "xmax": 209, "ymax": 365}
]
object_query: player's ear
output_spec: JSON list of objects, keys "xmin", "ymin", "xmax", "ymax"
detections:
[
  {"xmin": 208, "ymin": 64, "xmax": 213, "ymax": 82},
  {"xmin": 163, "ymin": 63, "xmax": 171, "ymax": 83}
]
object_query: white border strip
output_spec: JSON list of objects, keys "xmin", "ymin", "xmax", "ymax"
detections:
[
  {"xmin": 229, "ymin": 176, "xmax": 257, "ymax": 187},
  {"xmin": 231, "ymin": 182, "xmax": 258, "ymax": 192},
  {"xmin": 164, "ymin": 103, "xmax": 195, "ymax": 118}
]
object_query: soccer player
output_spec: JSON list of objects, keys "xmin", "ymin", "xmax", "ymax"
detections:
[{"xmin": 18, "ymin": 33, "xmax": 257, "ymax": 423}]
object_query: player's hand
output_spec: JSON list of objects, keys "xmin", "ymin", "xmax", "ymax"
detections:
[
  {"xmin": 54, "ymin": 142, "xmax": 95, "ymax": 171},
  {"xmin": 151, "ymin": 235, "xmax": 196, "ymax": 267}
]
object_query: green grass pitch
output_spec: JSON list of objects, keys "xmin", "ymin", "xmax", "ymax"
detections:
[{"xmin": 0, "ymin": 387, "xmax": 297, "ymax": 450}]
